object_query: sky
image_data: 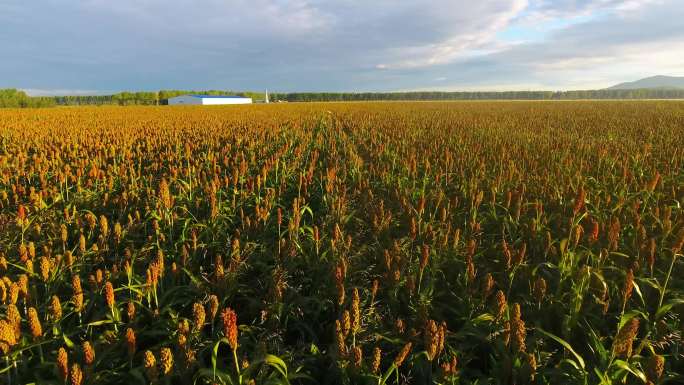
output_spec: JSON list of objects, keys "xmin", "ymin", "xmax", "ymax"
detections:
[{"xmin": 1, "ymin": 0, "xmax": 683, "ymax": 95}]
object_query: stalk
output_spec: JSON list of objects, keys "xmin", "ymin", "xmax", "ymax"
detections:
[
  {"xmin": 379, "ymin": 364, "xmax": 397, "ymax": 385},
  {"xmin": 658, "ymin": 252, "xmax": 679, "ymax": 311},
  {"xmin": 111, "ymin": 308, "xmax": 118, "ymax": 332},
  {"xmin": 5, "ymin": 356, "xmax": 11, "ymax": 385},
  {"xmin": 232, "ymin": 348, "xmax": 242, "ymax": 384}
]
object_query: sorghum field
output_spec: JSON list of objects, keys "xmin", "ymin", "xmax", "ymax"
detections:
[{"xmin": 0, "ymin": 102, "xmax": 683, "ymax": 385}]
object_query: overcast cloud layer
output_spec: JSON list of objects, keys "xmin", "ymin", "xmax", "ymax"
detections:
[{"xmin": 1, "ymin": 0, "xmax": 682, "ymax": 94}]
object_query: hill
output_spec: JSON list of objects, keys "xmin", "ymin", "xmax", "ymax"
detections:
[{"xmin": 608, "ymin": 75, "xmax": 684, "ymax": 90}]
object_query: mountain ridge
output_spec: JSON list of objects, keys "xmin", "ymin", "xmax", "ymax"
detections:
[{"xmin": 608, "ymin": 75, "xmax": 684, "ymax": 90}]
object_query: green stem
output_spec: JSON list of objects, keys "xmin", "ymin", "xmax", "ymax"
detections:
[
  {"xmin": 111, "ymin": 308, "xmax": 118, "ymax": 332},
  {"xmin": 379, "ymin": 364, "xmax": 397, "ymax": 385},
  {"xmin": 232, "ymin": 348, "xmax": 242, "ymax": 384},
  {"xmin": 658, "ymin": 252, "xmax": 678, "ymax": 310},
  {"xmin": 5, "ymin": 356, "xmax": 10, "ymax": 385},
  {"xmin": 417, "ymin": 269, "xmax": 424, "ymax": 296}
]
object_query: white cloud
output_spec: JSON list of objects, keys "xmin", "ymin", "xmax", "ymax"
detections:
[
  {"xmin": 22, "ymin": 89, "xmax": 114, "ymax": 97},
  {"xmin": 524, "ymin": 0, "xmax": 659, "ymax": 20},
  {"xmin": 376, "ymin": 0, "xmax": 528, "ymax": 69},
  {"xmin": 1, "ymin": 0, "xmax": 682, "ymax": 92},
  {"xmin": 431, "ymin": 0, "xmax": 684, "ymax": 90}
]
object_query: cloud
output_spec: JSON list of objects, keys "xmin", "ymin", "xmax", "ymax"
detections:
[
  {"xmin": 523, "ymin": 0, "xmax": 659, "ymax": 20},
  {"xmin": 314, "ymin": 0, "xmax": 530, "ymax": 69},
  {"xmin": 0, "ymin": 0, "xmax": 532, "ymax": 91},
  {"xmin": 22, "ymin": 89, "xmax": 114, "ymax": 97},
  {"xmin": 0, "ymin": 0, "xmax": 681, "ymax": 92},
  {"xmin": 428, "ymin": 0, "xmax": 684, "ymax": 90}
]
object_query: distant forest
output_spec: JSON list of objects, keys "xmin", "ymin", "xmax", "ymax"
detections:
[
  {"xmin": 280, "ymin": 89, "xmax": 684, "ymax": 101},
  {"xmin": 0, "ymin": 89, "xmax": 59, "ymax": 107},
  {"xmin": 2, "ymin": 87, "xmax": 684, "ymax": 108}
]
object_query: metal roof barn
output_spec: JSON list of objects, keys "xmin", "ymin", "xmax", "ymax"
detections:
[{"xmin": 168, "ymin": 95, "xmax": 252, "ymax": 105}]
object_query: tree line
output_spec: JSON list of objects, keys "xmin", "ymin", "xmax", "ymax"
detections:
[
  {"xmin": 279, "ymin": 89, "xmax": 684, "ymax": 101},
  {"xmin": 0, "ymin": 89, "xmax": 56, "ymax": 108},
  {"xmin": 2, "ymin": 88, "xmax": 684, "ymax": 108},
  {"xmin": 0, "ymin": 90, "xmax": 272, "ymax": 107},
  {"xmin": 53, "ymin": 90, "xmax": 273, "ymax": 106}
]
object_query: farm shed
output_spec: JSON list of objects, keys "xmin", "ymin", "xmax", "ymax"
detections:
[{"xmin": 168, "ymin": 95, "xmax": 252, "ymax": 105}]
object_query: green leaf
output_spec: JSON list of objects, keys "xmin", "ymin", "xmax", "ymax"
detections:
[
  {"xmin": 559, "ymin": 358, "xmax": 581, "ymax": 371},
  {"xmin": 612, "ymin": 359, "xmax": 647, "ymax": 383},
  {"xmin": 85, "ymin": 319, "xmax": 114, "ymax": 327},
  {"xmin": 618, "ymin": 310, "xmax": 646, "ymax": 330},
  {"xmin": 655, "ymin": 298, "xmax": 684, "ymax": 320},
  {"xmin": 63, "ymin": 333, "xmax": 76, "ymax": 348},
  {"xmin": 537, "ymin": 328, "xmax": 586, "ymax": 370},
  {"xmin": 300, "ymin": 205, "xmax": 314, "ymax": 220},
  {"xmin": 213, "ymin": 338, "xmax": 228, "ymax": 380},
  {"xmin": 632, "ymin": 280, "xmax": 646, "ymax": 307},
  {"xmin": 379, "ymin": 364, "xmax": 398, "ymax": 385},
  {"xmin": 0, "ymin": 364, "xmax": 13, "ymax": 375},
  {"xmin": 636, "ymin": 277, "xmax": 660, "ymax": 291},
  {"xmin": 471, "ymin": 313, "xmax": 495, "ymax": 324},
  {"xmin": 594, "ymin": 368, "xmax": 612, "ymax": 385},
  {"xmin": 609, "ymin": 252, "xmax": 632, "ymax": 260},
  {"xmin": 182, "ymin": 267, "xmax": 204, "ymax": 286},
  {"xmin": 264, "ymin": 354, "xmax": 289, "ymax": 380},
  {"xmin": 195, "ymin": 368, "xmax": 234, "ymax": 385}
]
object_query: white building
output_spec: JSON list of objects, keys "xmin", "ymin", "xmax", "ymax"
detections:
[{"xmin": 168, "ymin": 94, "xmax": 252, "ymax": 105}]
